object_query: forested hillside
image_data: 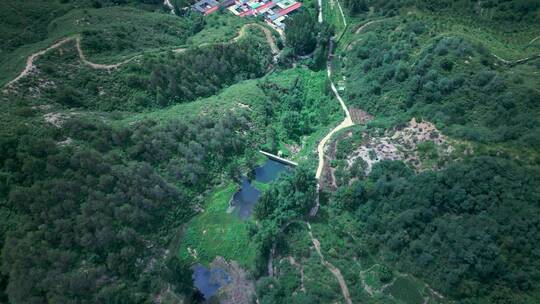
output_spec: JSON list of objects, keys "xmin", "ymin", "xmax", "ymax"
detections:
[
  {"xmin": 0, "ymin": 0, "xmax": 539, "ymax": 303},
  {"xmin": 256, "ymin": 0, "xmax": 540, "ymax": 303}
]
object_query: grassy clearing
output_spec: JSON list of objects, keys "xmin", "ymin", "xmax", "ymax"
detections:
[
  {"xmin": 410, "ymin": 12, "xmax": 540, "ymax": 61},
  {"xmin": 418, "ymin": 9, "xmax": 539, "ymax": 58},
  {"xmin": 48, "ymin": 7, "xmax": 200, "ymax": 61},
  {"xmin": 385, "ymin": 276, "xmax": 430, "ymax": 304},
  {"xmin": 323, "ymin": 0, "xmax": 347, "ymax": 38},
  {"xmin": 187, "ymin": 12, "xmax": 249, "ymax": 46},
  {"xmin": 178, "ymin": 183, "xmax": 257, "ymax": 269},
  {"xmin": 117, "ymin": 78, "xmax": 262, "ymax": 125},
  {"xmin": 119, "ymin": 67, "xmax": 342, "ymax": 164}
]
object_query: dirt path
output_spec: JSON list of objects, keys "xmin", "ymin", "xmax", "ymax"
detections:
[
  {"xmin": 314, "ymin": 18, "xmax": 386, "ymax": 181},
  {"xmin": 318, "ymin": 0, "xmax": 323, "ymax": 23},
  {"xmin": 5, "ymin": 23, "xmax": 279, "ymax": 88},
  {"xmin": 307, "ymin": 223, "xmax": 352, "ymax": 304},
  {"xmin": 492, "ymin": 52, "xmax": 540, "ymax": 66},
  {"xmin": 315, "ymin": 41, "xmax": 354, "ymax": 179},
  {"xmin": 5, "ymin": 38, "xmax": 74, "ymax": 88},
  {"xmin": 335, "ymin": 0, "xmax": 347, "ymax": 28},
  {"xmin": 235, "ymin": 24, "xmax": 280, "ymax": 55},
  {"xmin": 287, "ymin": 256, "xmax": 306, "ymax": 292},
  {"xmin": 5, "ymin": 35, "xmax": 139, "ymax": 88},
  {"xmin": 75, "ymin": 36, "xmax": 141, "ymax": 69},
  {"xmin": 354, "ymin": 19, "xmax": 387, "ymax": 34}
]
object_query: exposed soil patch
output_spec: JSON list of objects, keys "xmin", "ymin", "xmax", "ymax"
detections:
[
  {"xmin": 43, "ymin": 112, "xmax": 69, "ymax": 128},
  {"xmin": 212, "ymin": 257, "xmax": 256, "ymax": 304},
  {"xmin": 350, "ymin": 118, "xmax": 453, "ymax": 175},
  {"xmin": 323, "ymin": 118, "xmax": 455, "ymax": 190},
  {"xmin": 322, "ymin": 131, "xmax": 343, "ymax": 191},
  {"xmin": 349, "ymin": 107, "xmax": 374, "ymax": 124}
]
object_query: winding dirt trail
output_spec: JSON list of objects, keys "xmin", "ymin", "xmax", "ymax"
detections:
[
  {"xmin": 307, "ymin": 223, "xmax": 352, "ymax": 304},
  {"xmin": 492, "ymin": 53, "xmax": 540, "ymax": 66},
  {"xmin": 5, "ymin": 38, "xmax": 73, "ymax": 88},
  {"xmin": 315, "ymin": 40, "xmax": 353, "ymax": 179},
  {"xmin": 306, "ymin": 10, "xmax": 356, "ymax": 303},
  {"xmin": 75, "ymin": 36, "xmax": 141, "ymax": 69},
  {"xmin": 5, "ymin": 35, "xmax": 140, "ymax": 88},
  {"xmin": 354, "ymin": 19, "xmax": 388, "ymax": 34},
  {"xmin": 235, "ymin": 24, "xmax": 280, "ymax": 55},
  {"xmin": 4, "ymin": 23, "xmax": 279, "ymax": 89}
]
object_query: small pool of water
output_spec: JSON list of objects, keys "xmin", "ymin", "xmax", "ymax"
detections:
[
  {"xmin": 192, "ymin": 264, "xmax": 231, "ymax": 300},
  {"xmin": 232, "ymin": 177, "xmax": 261, "ymax": 220},
  {"xmin": 254, "ymin": 158, "xmax": 292, "ymax": 183},
  {"xmin": 232, "ymin": 159, "xmax": 292, "ymax": 219}
]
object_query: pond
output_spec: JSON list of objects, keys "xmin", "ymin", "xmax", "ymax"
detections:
[
  {"xmin": 232, "ymin": 158, "xmax": 292, "ymax": 220},
  {"xmin": 192, "ymin": 264, "xmax": 231, "ymax": 300},
  {"xmin": 254, "ymin": 158, "xmax": 292, "ymax": 183},
  {"xmin": 191, "ymin": 158, "xmax": 293, "ymax": 299}
]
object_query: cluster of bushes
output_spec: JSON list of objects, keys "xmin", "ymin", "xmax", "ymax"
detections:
[
  {"xmin": 334, "ymin": 157, "xmax": 540, "ymax": 302},
  {"xmin": 141, "ymin": 34, "xmax": 272, "ymax": 107},
  {"xmin": 282, "ymin": 11, "xmax": 335, "ymax": 70},
  {"xmin": 345, "ymin": 20, "xmax": 540, "ymax": 147},
  {"xmin": 345, "ymin": 0, "xmax": 540, "ymax": 22},
  {"xmin": 258, "ymin": 77, "xmax": 327, "ymax": 144}
]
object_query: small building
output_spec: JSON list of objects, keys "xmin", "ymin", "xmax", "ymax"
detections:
[
  {"xmin": 193, "ymin": 0, "xmax": 220, "ymax": 15},
  {"xmin": 192, "ymin": 0, "xmax": 235, "ymax": 15}
]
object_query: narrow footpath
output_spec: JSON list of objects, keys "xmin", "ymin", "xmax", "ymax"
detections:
[
  {"xmin": 307, "ymin": 2, "xmax": 355, "ymax": 302},
  {"xmin": 317, "ymin": 0, "xmax": 323, "ymax": 23},
  {"xmin": 307, "ymin": 223, "xmax": 352, "ymax": 304},
  {"xmin": 315, "ymin": 41, "xmax": 353, "ymax": 179},
  {"xmin": 4, "ymin": 24, "xmax": 279, "ymax": 89}
]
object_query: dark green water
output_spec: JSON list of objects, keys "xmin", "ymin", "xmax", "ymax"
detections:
[{"xmin": 232, "ymin": 159, "xmax": 292, "ymax": 219}]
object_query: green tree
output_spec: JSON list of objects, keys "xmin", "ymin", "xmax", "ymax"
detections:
[{"xmin": 285, "ymin": 11, "xmax": 318, "ymax": 56}]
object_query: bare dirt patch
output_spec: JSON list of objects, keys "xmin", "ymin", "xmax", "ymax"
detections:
[
  {"xmin": 212, "ymin": 257, "xmax": 256, "ymax": 304},
  {"xmin": 351, "ymin": 118, "xmax": 453, "ymax": 174},
  {"xmin": 44, "ymin": 112, "xmax": 69, "ymax": 128},
  {"xmin": 349, "ymin": 107, "xmax": 374, "ymax": 124}
]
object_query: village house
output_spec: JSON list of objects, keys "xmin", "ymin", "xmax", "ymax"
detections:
[{"xmin": 192, "ymin": 0, "xmax": 302, "ymax": 29}]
